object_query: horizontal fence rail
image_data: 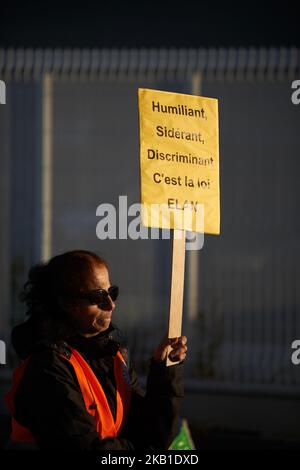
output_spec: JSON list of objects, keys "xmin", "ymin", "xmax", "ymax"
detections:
[{"xmin": 0, "ymin": 47, "xmax": 299, "ymax": 81}]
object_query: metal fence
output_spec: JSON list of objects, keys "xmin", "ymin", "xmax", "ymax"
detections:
[
  {"xmin": 1, "ymin": 47, "xmax": 299, "ymax": 81},
  {"xmin": 0, "ymin": 48, "xmax": 300, "ymax": 395}
]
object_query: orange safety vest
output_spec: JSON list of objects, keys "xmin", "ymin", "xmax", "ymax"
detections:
[{"xmin": 5, "ymin": 347, "xmax": 132, "ymax": 443}]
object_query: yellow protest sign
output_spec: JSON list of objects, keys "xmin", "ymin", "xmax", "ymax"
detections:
[{"xmin": 138, "ymin": 88, "xmax": 220, "ymax": 234}]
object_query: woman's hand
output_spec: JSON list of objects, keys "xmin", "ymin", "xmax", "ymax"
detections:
[{"xmin": 153, "ymin": 335, "xmax": 188, "ymax": 363}]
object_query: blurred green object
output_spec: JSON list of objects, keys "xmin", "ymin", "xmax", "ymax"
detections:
[{"xmin": 169, "ymin": 419, "xmax": 196, "ymax": 450}]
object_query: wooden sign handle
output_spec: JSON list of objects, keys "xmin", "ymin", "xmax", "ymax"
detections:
[{"xmin": 167, "ymin": 229, "xmax": 186, "ymax": 367}]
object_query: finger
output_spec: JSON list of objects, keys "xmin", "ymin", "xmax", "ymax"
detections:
[
  {"xmin": 171, "ymin": 344, "xmax": 187, "ymax": 352},
  {"xmin": 172, "ymin": 346, "xmax": 187, "ymax": 355},
  {"xmin": 168, "ymin": 337, "xmax": 179, "ymax": 344},
  {"xmin": 175, "ymin": 336, "xmax": 187, "ymax": 347},
  {"xmin": 171, "ymin": 336, "xmax": 187, "ymax": 348},
  {"xmin": 169, "ymin": 350, "xmax": 187, "ymax": 362},
  {"xmin": 153, "ymin": 337, "xmax": 177, "ymax": 362},
  {"xmin": 177, "ymin": 352, "xmax": 187, "ymax": 361},
  {"xmin": 169, "ymin": 346, "xmax": 187, "ymax": 359},
  {"xmin": 162, "ymin": 336, "xmax": 179, "ymax": 345}
]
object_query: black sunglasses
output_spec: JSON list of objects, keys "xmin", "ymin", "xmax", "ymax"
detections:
[{"xmin": 78, "ymin": 285, "xmax": 119, "ymax": 306}]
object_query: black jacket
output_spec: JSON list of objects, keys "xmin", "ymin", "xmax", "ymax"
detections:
[{"xmin": 10, "ymin": 318, "xmax": 184, "ymax": 450}]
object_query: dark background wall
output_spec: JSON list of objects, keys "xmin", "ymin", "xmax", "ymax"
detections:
[{"xmin": 0, "ymin": 1, "xmax": 299, "ymax": 48}]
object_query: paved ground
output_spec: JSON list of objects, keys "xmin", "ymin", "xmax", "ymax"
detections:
[{"xmin": 1, "ymin": 414, "xmax": 299, "ymax": 450}]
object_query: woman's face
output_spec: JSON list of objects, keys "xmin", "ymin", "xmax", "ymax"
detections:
[{"xmin": 68, "ymin": 264, "xmax": 116, "ymax": 337}]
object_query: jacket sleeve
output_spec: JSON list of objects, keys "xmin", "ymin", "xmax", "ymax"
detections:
[
  {"xmin": 124, "ymin": 357, "xmax": 184, "ymax": 450},
  {"xmin": 13, "ymin": 349, "xmax": 136, "ymax": 450}
]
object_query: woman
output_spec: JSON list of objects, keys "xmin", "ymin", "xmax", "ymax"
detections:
[{"xmin": 6, "ymin": 250, "xmax": 187, "ymax": 450}]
